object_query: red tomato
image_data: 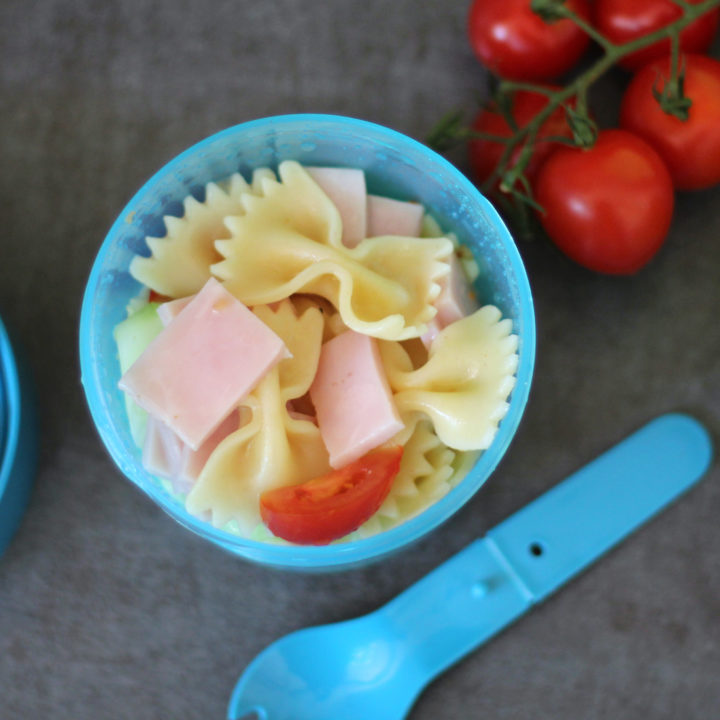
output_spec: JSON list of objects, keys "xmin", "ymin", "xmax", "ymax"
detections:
[
  {"xmin": 259, "ymin": 446, "xmax": 403, "ymax": 545},
  {"xmin": 468, "ymin": 88, "xmax": 573, "ymax": 188},
  {"xmin": 620, "ymin": 54, "xmax": 720, "ymax": 190},
  {"xmin": 148, "ymin": 290, "xmax": 171, "ymax": 303},
  {"xmin": 468, "ymin": 0, "xmax": 591, "ymax": 81},
  {"xmin": 594, "ymin": 0, "xmax": 719, "ymax": 71},
  {"xmin": 534, "ymin": 130, "xmax": 675, "ymax": 274}
]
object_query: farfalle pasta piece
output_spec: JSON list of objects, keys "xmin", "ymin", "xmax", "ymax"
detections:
[
  {"xmin": 130, "ymin": 172, "xmax": 264, "ymax": 298},
  {"xmin": 422, "ymin": 212, "xmax": 480, "ymax": 283},
  {"xmin": 380, "ymin": 306, "xmax": 519, "ymax": 451},
  {"xmin": 355, "ymin": 418, "xmax": 478, "ymax": 538},
  {"xmin": 376, "ymin": 419, "xmax": 453, "ymax": 518},
  {"xmin": 253, "ymin": 301, "xmax": 323, "ymax": 402},
  {"xmin": 212, "ymin": 161, "xmax": 454, "ymax": 341},
  {"xmin": 185, "ymin": 300, "xmax": 330, "ymax": 531},
  {"xmin": 291, "ymin": 294, "xmax": 349, "ymax": 342},
  {"xmin": 186, "ymin": 377, "xmax": 330, "ymax": 532}
]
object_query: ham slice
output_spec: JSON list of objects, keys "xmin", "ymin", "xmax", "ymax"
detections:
[
  {"xmin": 142, "ymin": 415, "xmax": 184, "ymax": 481},
  {"xmin": 143, "ymin": 411, "xmax": 241, "ymax": 495},
  {"xmin": 157, "ymin": 295, "xmax": 193, "ymax": 326},
  {"xmin": 420, "ymin": 318, "xmax": 442, "ymax": 349},
  {"xmin": 286, "ymin": 408, "xmax": 318, "ymax": 426},
  {"xmin": 176, "ymin": 410, "xmax": 240, "ymax": 492},
  {"xmin": 421, "ymin": 253, "xmax": 479, "ymax": 348},
  {"xmin": 367, "ymin": 195, "xmax": 423, "ymax": 237},
  {"xmin": 120, "ymin": 277, "xmax": 288, "ymax": 450},
  {"xmin": 310, "ymin": 330, "xmax": 404, "ymax": 469},
  {"xmin": 307, "ymin": 167, "xmax": 367, "ymax": 248},
  {"xmin": 436, "ymin": 253, "xmax": 478, "ymax": 327}
]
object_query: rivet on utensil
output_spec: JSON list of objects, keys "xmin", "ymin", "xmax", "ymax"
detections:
[{"xmin": 471, "ymin": 580, "xmax": 491, "ymax": 598}]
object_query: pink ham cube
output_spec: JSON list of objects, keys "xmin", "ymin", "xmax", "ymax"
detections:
[
  {"xmin": 120, "ymin": 277, "xmax": 288, "ymax": 450},
  {"xmin": 287, "ymin": 409, "xmax": 318, "ymax": 425},
  {"xmin": 286, "ymin": 399, "xmax": 318, "ymax": 426},
  {"xmin": 310, "ymin": 330, "xmax": 404, "ymax": 469},
  {"xmin": 436, "ymin": 253, "xmax": 478, "ymax": 327},
  {"xmin": 307, "ymin": 167, "xmax": 367, "ymax": 248},
  {"xmin": 420, "ymin": 318, "xmax": 442, "ymax": 349},
  {"xmin": 422, "ymin": 253, "xmax": 479, "ymax": 348},
  {"xmin": 367, "ymin": 195, "xmax": 423, "ymax": 237},
  {"xmin": 142, "ymin": 415, "xmax": 184, "ymax": 481},
  {"xmin": 142, "ymin": 411, "xmax": 241, "ymax": 495},
  {"xmin": 157, "ymin": 295, "xmax": 193, "ymax": 326},
  {"xmin": 177, "ymin": 409, "xmax": 240, "ymax": 491}
]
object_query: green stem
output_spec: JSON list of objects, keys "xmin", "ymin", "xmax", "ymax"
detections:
[
  {"xmin": 557, "ymin": 7, "xmax": 614, "ymax": 49},
  {"xmin": 497, "ymin": 81, "xmax": 557, "ymax": 97},
  {"xmin": 667, "ymin": 0, "xmax": 694, "ymax": 9},
  {"xmin": 542, "ymin": 135, "xmax": 580, "ymax": 145},
  {"xmin": 652, "ymin": 27, "xmax": 692, "ymax": 120},
  {"xmin": 461, "ymin": 130, "xmax": 515, "ymax": 143},
  {"xmin": 575, "ymin": 85, "xmax": 588, "ymax": 117},
  {"xmin": 480, "ymin": 0, "xmax": 720, "ymax": 194},
  {"xmin": 670, "ymin": 25, "xmax": 681, "ymax": 84}
]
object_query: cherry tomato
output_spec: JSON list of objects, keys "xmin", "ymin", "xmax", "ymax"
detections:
[
  {"xmin": 148, "ymin": 290, "xmax": 171, "ymax": 303},
  {"xmin": 594, "ymin": 0, "xmax": 719, "ymax": 71},
  {"xmin": 259, "ymin": 446, "xmax": 403, "ymax": 545},
  {"xmin": 534, "ymin": 129, "xmax": 675, "ymax": 274},
  {"xmin": 620, "ymin": 54, "xmax": 720, "ymax": 190},
  {"xmin": 468, "ymin": 0, "xmax": 591, "ymax": 81},
  {"xmin": 468, "ymin": 88, "xmax": 573, "ymax": 188}
]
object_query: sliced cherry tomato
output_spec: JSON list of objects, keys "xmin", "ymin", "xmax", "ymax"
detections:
[
  {"xmin": 620, "ymin": 54, "xmax": 720, "ymax": 190},
  {"xmin": 259, "ymin": 446, "xmax": 403, "ymax": 545},
  {"xmin": 468, "ymin": 0, "xmax": 591, "ymax": 81},
  {"xmin": 148, "ymin": 290, "xmax": 171, "ymax": 303},
  {"xmin": 534, "ymin": 129, "xmax": 675, "ymax": 274},
  {"xmin": 468, "ymin": 88, "xmax": 573, "ymax": 189},
  {"xmin": 594, "ymin": 0, "xmax": 719, "ymax": 71}
]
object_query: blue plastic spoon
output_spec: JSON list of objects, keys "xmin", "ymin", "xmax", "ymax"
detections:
[{"xmin": 228, "ymin": 413, "xmax": 713, "ymax": 720}]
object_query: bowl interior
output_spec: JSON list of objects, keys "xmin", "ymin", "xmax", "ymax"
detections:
[{"xmin": 80, "ymin": 114, "xmax": 535, "ymax": 570}]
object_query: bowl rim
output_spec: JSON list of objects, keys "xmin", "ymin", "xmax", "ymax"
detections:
[
  {"xmin": 0, "ymin": 316, "xmax": 24, "ymax": 520},
  {"xmin": 0, "ymin": 315, "xmax": 16, "ymax": 499},
  {"xmin": 79, "ymin": 113, "xmax": 536, "ymax": 569}
]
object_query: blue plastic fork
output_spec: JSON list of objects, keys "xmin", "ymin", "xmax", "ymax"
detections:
[{"xmin": 228, "ymin": 413, "xmax": 713, "ymax": 720}]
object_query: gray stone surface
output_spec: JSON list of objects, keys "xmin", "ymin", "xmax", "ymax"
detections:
[{"xmin": 1, "ymin": 1, "xmax": 718, "ymax": 718}]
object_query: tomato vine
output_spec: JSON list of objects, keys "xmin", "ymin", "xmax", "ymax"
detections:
[{"xmin": 428, "ymin": 0, "xmax": 720, "ymax": 237}]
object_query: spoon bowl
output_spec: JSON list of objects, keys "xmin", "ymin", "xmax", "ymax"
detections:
[{"xmin": 231, "ymin": 617, "xmax": 422, "ymax": 720}]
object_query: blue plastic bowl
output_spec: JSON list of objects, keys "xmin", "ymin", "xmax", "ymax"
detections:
[
  {"xmin": 0, "ymin": 315, "xmax": 37, "ymax": 556},
  {"xmin": 79, "ymin": 114, "xmax": 535, "ymax": 571}
]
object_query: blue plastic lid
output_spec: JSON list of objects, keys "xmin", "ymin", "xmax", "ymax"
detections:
[
  {"xmin": 0, "ymin": 353, "xmax": 6, "ymax": 464},
  {"xmin": 0, "ymin": 314, "xmax": 37, "ymax": 556}
]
